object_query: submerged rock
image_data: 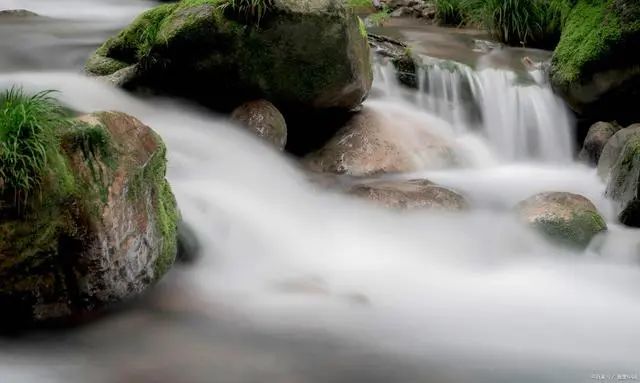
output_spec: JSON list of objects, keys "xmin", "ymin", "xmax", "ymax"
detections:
[
  {"xmin": 579, "ymin": 121, "xmax": 622, "ymax": 165},
  {"xmin": 600, "ymin": 125, "xmax": 640, "ymax": 227},
  {"xmin": 0, "ymin": 9, "xmax": 39, "ymax": 18},
  {"xmin": 0, "ymin": 111, "xmax": 179, "ymax": 323},
  {"xmin": 550, "ymin": 0, "xmax": 640, "ymax": 123},
  {"xmin": 304, "ymin": 106, "xmax": 459, "ymax": 176},
  {"xmin": 231, "ymin": 100, "xmax": 287, "ymax": 150},
  {"xmin": 85, "ymin": 0, "xmax": 372, "ymax": 114},
  {"xmin": 516, "ymin": 192, "xmax": 607, "ymax": 249},
  {"xmin": 349, "ymin": 178, "xmax": 468, "ymax": 210}
]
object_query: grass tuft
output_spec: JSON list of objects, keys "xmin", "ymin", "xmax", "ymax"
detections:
[
  {"xmin": 217, "ymin": 0, "xmax": 275, "ymax": 25},
  {"xmin": 0, "ymin": 87, "xmax": 68, "ymax": 208}
]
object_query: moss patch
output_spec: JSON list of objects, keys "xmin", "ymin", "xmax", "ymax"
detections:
[
  {"xmin": 531, "ymin": 210, "xmax": 607, "ymax": 249},
  {"xmin": 551, "ymin": 0, "xmax": 640, "ymax": 87}
]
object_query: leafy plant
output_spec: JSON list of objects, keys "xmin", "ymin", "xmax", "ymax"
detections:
[
  {"xmin": 368, "ymin": 6, "xmax": 391, "ymax": 26},
  {"xmin": 462, "ymin": 0, "xmax": 567, "ymax": 48},
  {"xmin": 217, "ymin": 0, "xmax": 275, "ymax": 25},
  {"xmin": 434, "ymin": 0, "xmax": 467, "ymax": 26},
  {"xmin": 0, "ymin": 88, "xmax": 68, "ymax": 208}
]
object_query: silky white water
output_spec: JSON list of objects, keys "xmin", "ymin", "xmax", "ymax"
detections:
[{"xmin": 1, "ymin": 2, "xmax": 640, "ymax": 382}]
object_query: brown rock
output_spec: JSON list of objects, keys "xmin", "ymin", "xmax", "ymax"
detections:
[
  {"xmin": 348, "ymin": 178, "xmax": 468, "ymax": 210},
  {"xmin": 231, "ymin": 100, "xmax": 287, "ymax": 150}
]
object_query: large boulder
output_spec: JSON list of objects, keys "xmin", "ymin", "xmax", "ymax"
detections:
[
  {"xmin": 516, "ymin": 192, "xmax": 607, "ymax": 249},
  {"xmin": 550, "ymin": 0, "xmax": 640, "ymax": 123},
  {"xmin": 304, "ymin": 106, "xmax": 459, "ymax": 176},
  {"xmin": 599, "ymin": 125, "xmax": 640, "ymax": 227},
  {"xmin": 597, "ymin": 124, "xmax": 640, "ymax": 178},
  {"xmin": 578, "ymin": 121, "xmax": 622, "ymax": 165},
  {"xmin": 85, "ymin": 0, "xmax": 373, "ymax": 113},
  {"xmin": 348, "ymin": 178, "xmax": 468, "ymax": 210},
  {"xmin": 0, "ymin": 111, "xmax": 178, "ymax": 323},
  {"xmin": 231, "ymin": 99, "xmax": 287, "ymax": 150}
]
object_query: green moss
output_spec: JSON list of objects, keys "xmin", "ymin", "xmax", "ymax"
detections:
[
  {"xmin": 551, "ymin": 0, "xmax": 640, "ymax": 87},
  {"xmin": 126, "ymin": 134, "xmax": 178, "ymax": 279},
  {"xmin": 357, "ymin": 16, "xmax": 367, "ymax": 37},
  {"xmin": 95, "ymin": 3, "xmax": 179, "ymax": 66},
  {"xmin": 532, "ymin": 210, "xmax": 607, "ymax": 249}
]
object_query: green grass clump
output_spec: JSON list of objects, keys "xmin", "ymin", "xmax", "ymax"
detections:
[
  {"xmin": 0, "ymin": 88, "xmax": 68, "ymax": 208},
  {"xmin": 433, "ymin": 0, "xmax": 570, "ymax": 48},
  {"xmin": 347, "ymin": 0, "xmax": 373, "ymax": 8},
  {"xmin": 434, "ymin": 0, "xmax": 467, "ymax": 26},
  {"xmin": 217, "ymin": 0, "xmax": 274, "ymax": 24},
  {"xmin": 463, "ymin": 0, "xmax": 564, "ymax": 47},
  {"xmin": 368, "ymin": 7, "xmax": 391, "ymax": 26}
]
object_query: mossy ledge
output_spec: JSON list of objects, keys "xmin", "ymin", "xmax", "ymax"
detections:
[
  {"xmin": 85, "ymin": 0, "xmax": 372, "ymax": 118},
  {"xmin": 550, "ymin": 0, "xmax": 640, "ymax": 122},
  {"xmin": 0, "ymin": 91, "xmax": 179, "ymax": 324}
]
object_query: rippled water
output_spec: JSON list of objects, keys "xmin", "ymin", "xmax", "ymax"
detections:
[{"xmin": 1, "ymin": 2, "xmax": 640, "ymax": 382}]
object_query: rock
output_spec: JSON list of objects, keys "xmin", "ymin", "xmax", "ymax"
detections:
[
  {"xmin": 368, "ymin": 33, "xmax": 418, "ymax": 88},
  {"xmin": 348, "ymin": 179, "xmax": 468, "ymax": 210},
  {"xmin": 516, "ymin": 192, "xmax": 607, "ymax": 249},
  {"xmin": 177, "ymin": 221, "xmax": 201, "ymax": 263},
  {"xmin": 597, "ymin": 124, "xmax": 640, "ymax": 179},
  {"xmin": 304, "ymin": 106, "xmax": 459, "ymax": 176},
  {"xmin": 231, "ymin": 100, "xmax": 287, "ymax": 150},
  {"xmin": 0, "ymin": 9, "xmax": 39, "ymax": 18},
  {"xmin": 0, "ymin": 111, "xmax": 179, "ymax": 323},
  {"xmin": 550, "ymin": 0, "xmax": 640, "ymax": 124},
  {"xmin": 600, "ymin": 125, "xmax": 640, "ymax": 227},
  {"xmin": 578, "ymin": 121, "xmax": 622, "ymax": 165},
  {"xmin": 85, "ymin": 0, "xmax": 372, "ymax": 114},
  {"xmin": 95, "ymin": 64, "xmax": 140, "ymax": 87}
]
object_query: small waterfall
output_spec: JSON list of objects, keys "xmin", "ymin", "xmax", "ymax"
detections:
[{"xmin": 374, "ymin": 54, "xmax": 575, "ymax": 163}]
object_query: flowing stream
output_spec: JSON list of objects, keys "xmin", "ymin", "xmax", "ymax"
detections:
[{"xmin": 1, "ymin": 1, "xmax": 640, "ymax": 382}]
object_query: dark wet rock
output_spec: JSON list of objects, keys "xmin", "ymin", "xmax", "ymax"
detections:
[
  {"xmin": 85, "ymin": 0, "xmax": 372, "ymax": 115},
  {"xmin": 231, "ymin": 100, "xmax": 287, "ymax": 150},
  {"xmin": 516, "ymin": 192, "xmax": 607, "ymax": 249},
  {"xmin": 304, "ymin": 106, "xmax": 459, "ymax": 176},
  {"xmin": 578, "ymin": 121, "xmax": 622, "ymax": 165},
  {"xmin": 177, "ymin": 221, "xmax": 201, "ymax": 264},
  {"xmin": 597, "ymin": 124, "xmax": 640, "ymax": 179},
  {"xmin": 0, "ymin": 112, "xmax": 178, "ymax": 323},
  {"xmin": 600, "ymin": 125, "xmax": 640, "ymax": 227},
  {"xmin": 376, "ymin": 0, "xmax": 434, "ymax": 20},
  {"xmin": 368, "ymin": 33, "xmax": 418, "ymax": 88},
  {"xmin": 348, "ymin": 178, "xmax": 468, "ymax": 210}
]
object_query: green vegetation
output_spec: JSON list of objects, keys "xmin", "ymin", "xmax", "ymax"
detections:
[
  {"xmin": 0, "ymin": 88, "xmax": 69, "ymax": 208},
  {"xmin": 368, "ymin": 7, "xmax": 391, "ymax": 26},
  {"xmin": 531, "ymin": 210, "xmax": 607, "ymax": 249},
  {"xmin": 434, "ymin": 0, "xmax": 467, "ymax": 26},
  {"xmin": 217, "ymin": 0, "xmax": 275, "ymax": 24},
  {"xmin": 347, "ymin": 0, "xmax": 373, "ymax": 8},
  {"xmin": 551, "ymin": 0, "xmax": 640, "ymax": 85},
  {"xmin": 432, "ymin": 0, "xmax": 570, "ymax": 48}
]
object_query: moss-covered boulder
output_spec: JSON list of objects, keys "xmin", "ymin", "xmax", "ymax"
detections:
[
  {"xmin": 348, "ymin": 178, "xmax": 468, "ymax": 210},
  {"xmin": 516, "ymin": 192, "xmax": 607, "ymax": 249},
  {"xmin": 304, "ymin": 106, "xmax": 459, "ymax": 176},
  {"xmin": 0, "ymin": 111, "xmax": 178, "ymax": 323},
  {"xmin": 597, "ymin": 123, "xmax": 640, "ymax": 178},
  {"xmin": 599, "ymin": 125, "xmax": 640, "ymax": 227},
  {"xmin": 578, "ymin": 121, "xmax": 622, "ymax": 165},
  {"xmin": 86, "ymin": 0, "xmax": 372, "ymax": 114},
  {"xmin": 231, "ymin": 99, "xmax": 287, "ymax": 150},
  {"xmin": 550, "ymin": 0, "xmax": 640, "ymax": 123}
]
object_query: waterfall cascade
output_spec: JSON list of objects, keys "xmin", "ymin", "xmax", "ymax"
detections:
[{"xmin": 375, "ymin": 53, "xmax": 575, "ymax": 163}]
